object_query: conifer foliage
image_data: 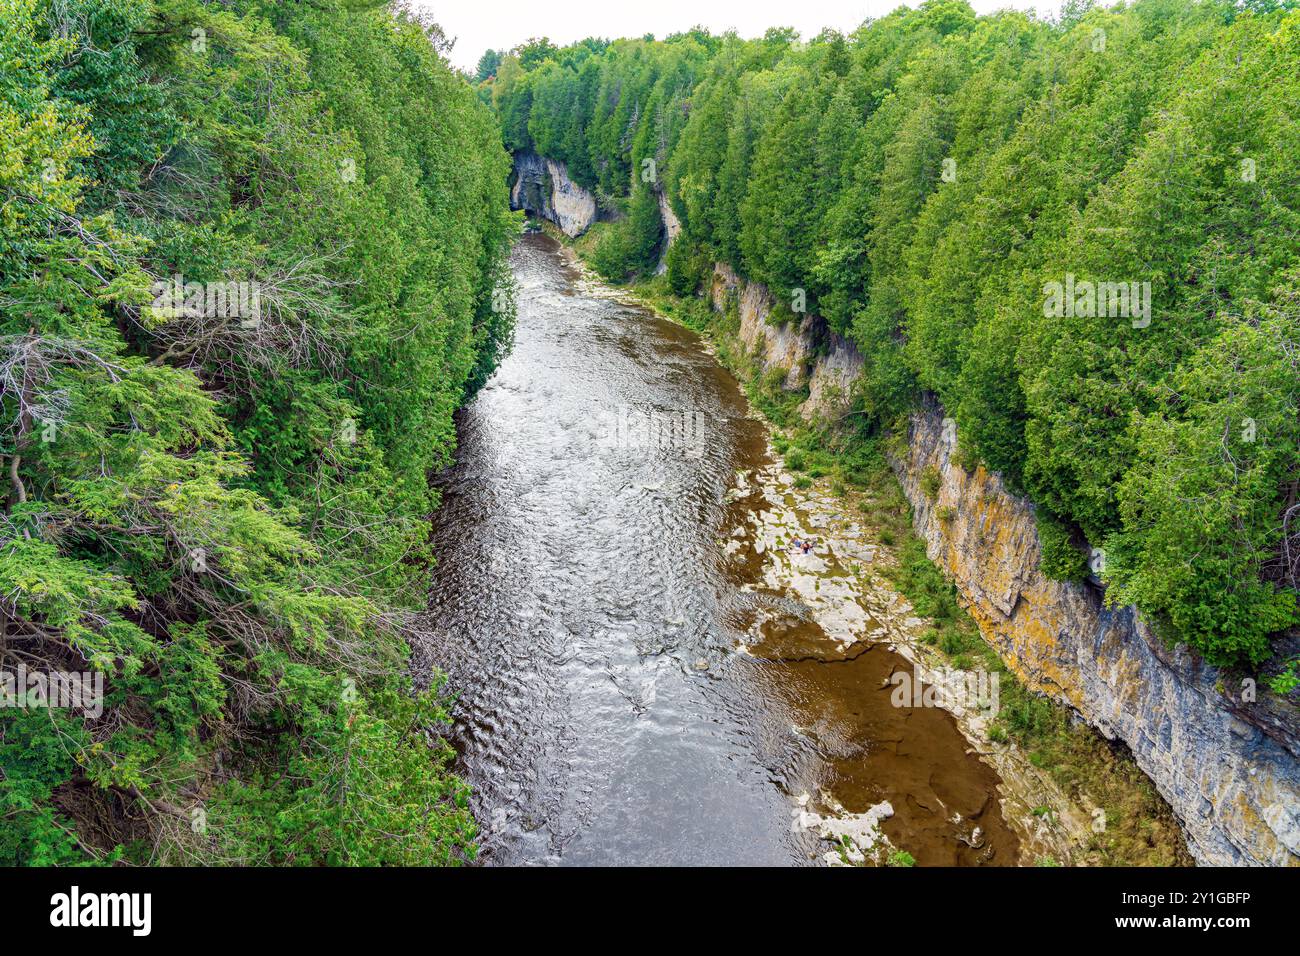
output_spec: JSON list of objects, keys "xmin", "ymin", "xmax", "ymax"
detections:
[{"xmin": 1, "ymin": 0, "xmax": 516, "ymax": 864}]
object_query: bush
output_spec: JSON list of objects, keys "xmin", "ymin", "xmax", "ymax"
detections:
[
  {"xmin": 665, "ymin": 235, "xmax": 706, "ymax": 295},
  {"xmin": 1036, "ymin": 510, "xmax": 1089, "ymax": 584},
  {"xmin": 920, "ymin": 466, "xmax": 942, "ymax": 500},
  {"xmin": 589, "ymin": 222, "xmax": 638, "ymax": 281}
]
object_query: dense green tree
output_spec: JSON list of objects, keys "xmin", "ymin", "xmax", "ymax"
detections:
[
  {"xmin": 1, "ymin": 0, "xmax": 516, "ymax": 865},
  {"xmin": 475, "ymin": 48, "xmax": 502, "ymax": 82}
]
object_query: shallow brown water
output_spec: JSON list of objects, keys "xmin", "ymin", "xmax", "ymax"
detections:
[{"xmin": 422, "ymin": 233, "xmax": 1019, "ymax": 866}]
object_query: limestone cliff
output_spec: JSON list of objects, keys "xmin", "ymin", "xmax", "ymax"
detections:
[
  {"xmin": 512, "ymin": 154, "xmax": 684, "ymax": 269},
  {"xmin": 709, "ymin": 263, "xmax": 862, "ymax": 419},
  {"xmin": 704, "ymin": 260, "xmax": 1300, "ymax": 866},
  {"xmin": 898, "ymin": 406, "xmax": 1299, "ymax": 866},
  {"xmin": 654, "ymin": 191, "xmax": 682, "ymax": 275},
  {"xmin": 510, "ymin": 152, "xmax": 597, "ymax": 238}
]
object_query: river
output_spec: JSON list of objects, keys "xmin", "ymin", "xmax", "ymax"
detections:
[{"xmin": 421, "ymin": 232, "xmax": 1020, "ymax": 866}]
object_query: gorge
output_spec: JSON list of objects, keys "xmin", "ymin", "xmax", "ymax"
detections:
[
  {"xmin": 3, "ymin": 0, "xmax": 1297, "ymax": 874},
  {"xmin": 490, "ymin": 0, "xmax": 1300, "ymax": 866}
]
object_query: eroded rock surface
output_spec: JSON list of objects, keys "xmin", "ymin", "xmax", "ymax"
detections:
[
  {"xmin": 894, "ymin": 406, "xmax": 1300, "ymax": 866},
  {"xmin": 511, "ymin": 151, "xmax": 597, "ymax": 237}
]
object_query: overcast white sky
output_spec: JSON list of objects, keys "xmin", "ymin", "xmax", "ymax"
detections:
[{"xmin": 417, "ymin": 0, "xmax": 1067, "ymax": 74}]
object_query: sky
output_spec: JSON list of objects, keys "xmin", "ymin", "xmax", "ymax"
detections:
[{"xmin": 416, "ymin": 0, "xmax": 1068, "ymax": 74}]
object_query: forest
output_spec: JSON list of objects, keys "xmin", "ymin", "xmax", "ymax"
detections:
[
  {"xmin": 486, "ymin": 0, "xmax": 1300, "ymax": 677},
  {"xmin": 0, "ymin": 0, "xmax": 516, "ymax": 864}
]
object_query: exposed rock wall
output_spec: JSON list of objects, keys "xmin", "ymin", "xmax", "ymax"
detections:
[
  {"xmin": 708, "ymin": 263, "xmax": 861, "ymax": 419},
  {"xmin": 513, "ymin": 153, "xmax": 688, "ymax": 267},
  {"xmin": 710, "ymin": 263, "xmax": 811, "ymax": 391},
  {"xmin": 704, "ymin": 260, "xmax": 1300, "ymax": 866},
  {"xmin": 511, "ymin": 152, "xmax": 597, "ymax": 238},
  {"xmin": 897, "ymin": 407, "xmax": 1299, "ymax": 866},
  {"xmin": 654, "ymin": 191, "xmax": 682, "ymax": 275},
  {"xmin": 806, "ymin": 329, "xmax": 864, "ymax": 421}
]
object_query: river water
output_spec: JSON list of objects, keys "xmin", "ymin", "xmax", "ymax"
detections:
[{"xmin": 422, "ymin": 233, "xmax": 1019, "ymax": 866}]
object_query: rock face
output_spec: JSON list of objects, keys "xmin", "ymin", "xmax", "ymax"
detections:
[
  {"xmin": 710, "ymin": 263, "xmax": 812, "ymax": 391},
  {"xmin": 708, "ymin": 263, "xmax": 861, "ymax": 419},
  {"xmin": 511, "ymin": 152, "xmax": 597, "ymax": 238},
  {"xmin": 896, "ymin": 406, "xmax": 1300, "ymax": 866},
  {"xmin": 654, "ymin": 191, "xmax": 682, "ymax": 275},
  {"xmin": 805, "ymin": 329, "xmax": 864, "ymax": 421},
  {"xmin": 513, "ymin": 153, "xmax": 686, "ymax": 267},
  {"xmin": 704, "ymin": 260, "xmax": 1300, "ymax": 866}
]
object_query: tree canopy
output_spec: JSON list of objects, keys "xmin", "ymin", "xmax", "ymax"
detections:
[{"xmin": 1, "ymin": 0, "xmax": 516, "ymax": 864}]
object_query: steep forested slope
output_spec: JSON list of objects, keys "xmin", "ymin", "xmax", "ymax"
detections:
[
  {"xmin": 1, "ymin": 0, "xmax": 516, "ymax": 864},
  {"xmin": 489, "ymin": 0, "xmax": 1300, "ymax": 678}
]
